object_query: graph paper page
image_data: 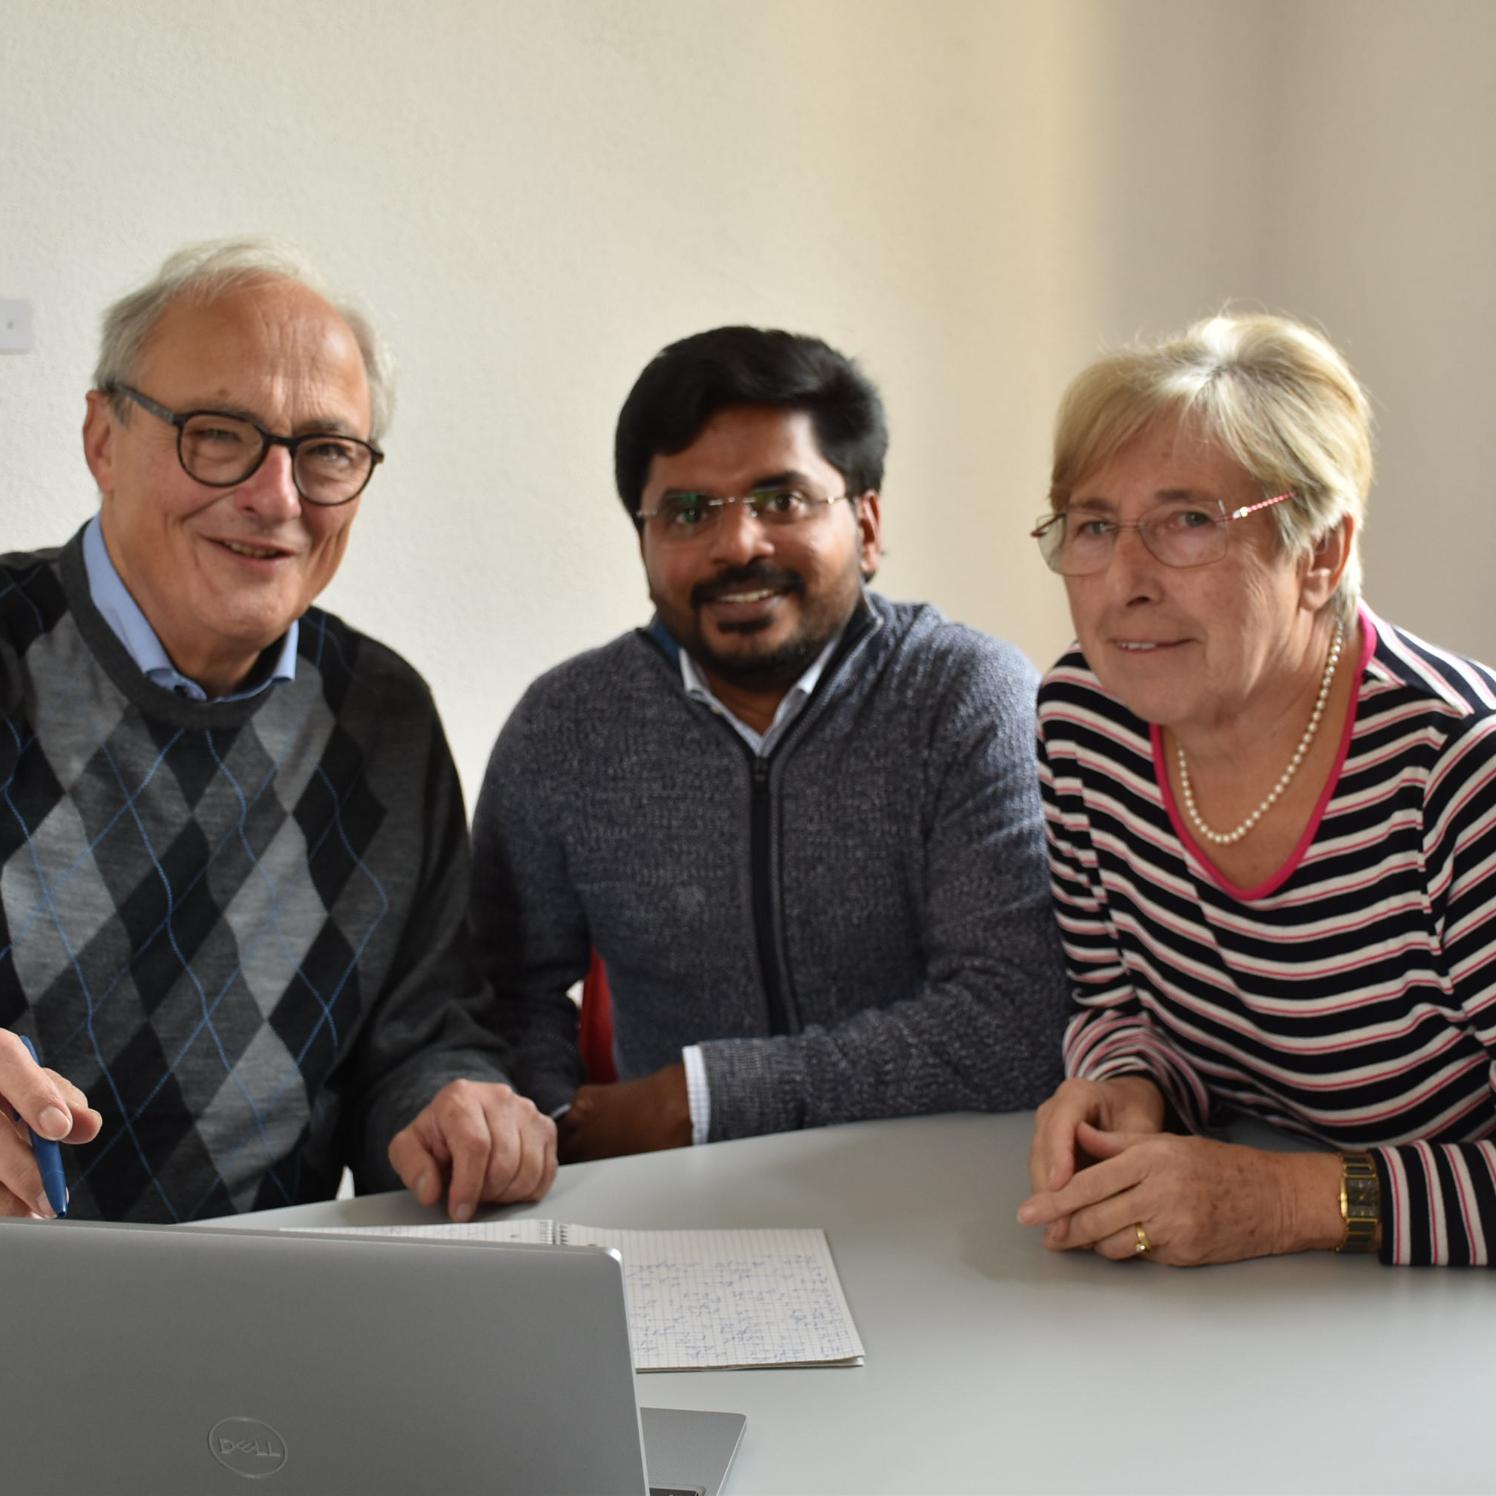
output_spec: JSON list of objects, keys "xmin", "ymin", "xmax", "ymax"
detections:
[{"xmin": 562, "ymin": 1225, "xmax": 864, "ymax": 1371}]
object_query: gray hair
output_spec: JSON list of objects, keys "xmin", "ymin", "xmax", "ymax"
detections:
[
  {"xmin": 93, "ymin": 238, "xmax": 394, "ymax": 440},
  {"xmin": 1050, "ymin": 312, "xmax": 1374, "ymax": 628}
]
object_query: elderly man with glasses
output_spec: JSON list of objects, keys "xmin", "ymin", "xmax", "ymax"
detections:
[
  {"xmin": 0, "ymin": 241, "xmax": 555, "ymax": 1223},
  {"xmin": 470, "ymin": 325, "xmax": 1068, "ymax": 1161}
]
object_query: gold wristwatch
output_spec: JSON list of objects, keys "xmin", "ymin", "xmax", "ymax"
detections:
[{"xmin": 1336, "ymin": 1152, "xmax": 1380, "ymax": 1253}]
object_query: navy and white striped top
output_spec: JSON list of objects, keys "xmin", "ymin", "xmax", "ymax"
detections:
[{"xmin": 1038, "ymin": 608, "xmax": 1496, "ymax": 1267}]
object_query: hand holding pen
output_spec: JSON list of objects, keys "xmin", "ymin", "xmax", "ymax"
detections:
[{"xmin": 1, "ymin": 1030, "xmax": 102, "ymax": 1218}]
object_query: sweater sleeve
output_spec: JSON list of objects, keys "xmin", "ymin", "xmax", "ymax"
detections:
[
  {"xmin": 347, "ymin": 705, "xmax": 516, "ymax": 1192},
  {"xmin": 1372, "ymin": 712, "xmax": 1496, "ymax": 1267},
  {"xmin": 1037, "ymin": 670, "xmax": 1214, "ymax": 1133},
  {"xmin": 468, "ymin": 686, "xmax": 591, "ymax": 1118},
  {"xmin": 696, "ymin": 635, "xmax": 1069, "ymax": 1139}
]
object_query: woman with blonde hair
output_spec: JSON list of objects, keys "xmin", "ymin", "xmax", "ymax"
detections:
[{"xmin": 1019, "ymin": 312, "xmax": 1496, "ymax": 1267}]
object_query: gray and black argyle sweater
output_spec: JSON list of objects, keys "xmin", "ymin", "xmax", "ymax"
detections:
[{"xmin": 0, "ymin": 529, "xmax": 509, "ymax": 1221}]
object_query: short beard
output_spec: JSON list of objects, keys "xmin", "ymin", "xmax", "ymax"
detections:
[
  {"xmin": 688, "ymin": 626, "xmax": 827, "ymax": 694},
  {"xmin": 654, "ymin": 560, "xmax": 851, "ymax": 694}
]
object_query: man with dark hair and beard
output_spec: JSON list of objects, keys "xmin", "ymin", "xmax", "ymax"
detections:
[{"xmin": 470, "ymin": 326, "xmax": 1067, "ymax": 1160}]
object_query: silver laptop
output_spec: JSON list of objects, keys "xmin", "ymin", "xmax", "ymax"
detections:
[{"xmin": 2, "ymin": 1217, "xmax": 745, "ymax": 1495}]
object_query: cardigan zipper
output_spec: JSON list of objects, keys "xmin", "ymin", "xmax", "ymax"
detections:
[
  {"xmin": 742, "ymin": 604, "xmax": 883, "ymax": 1037},
  {"xmin": 748, "ymin": 752, "xmax": 791, "ymax": 1035},
  {"xmin": 643, "ymin": 597, "xmax": 885, "ymax": 1039}
]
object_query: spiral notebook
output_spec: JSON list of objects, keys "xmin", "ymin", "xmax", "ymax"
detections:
[{"xmin": 292, "ymin": 1220, "xmax": 866, "ymax": 1371}]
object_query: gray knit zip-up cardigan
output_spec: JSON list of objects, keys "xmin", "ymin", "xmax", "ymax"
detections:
[{"xmin": 471, "ymin": 592, "xmax": 1067, "ymax": 1140}]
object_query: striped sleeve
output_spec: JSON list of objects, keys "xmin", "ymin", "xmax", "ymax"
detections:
[
  {"xmin": 1373, "ymin": 709, "xmax": 1496, "ymax": 1266},
  {"xmin": 1038, "ymin": 679, "xmax": 1212, "ymax": 1132}
]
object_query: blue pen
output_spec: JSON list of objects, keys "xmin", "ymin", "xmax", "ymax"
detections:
[{"xmin": 17, "ymin": 1036, "xmax": 68, "ymax": 1218}]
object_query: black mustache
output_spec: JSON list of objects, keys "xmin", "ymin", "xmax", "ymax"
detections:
[{"xmin": 691, "ymin": 566, "xmax": 804, "ymax": 609}]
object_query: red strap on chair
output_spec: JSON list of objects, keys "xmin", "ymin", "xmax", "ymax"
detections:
[{"xmin": 578, "ymin": 949, "xmax": 618, "ymax": 1084}]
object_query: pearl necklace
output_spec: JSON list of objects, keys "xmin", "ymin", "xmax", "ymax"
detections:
[{"xmin": 1176, "ymin": 621, "xmax": 1345, "ymax": 847}]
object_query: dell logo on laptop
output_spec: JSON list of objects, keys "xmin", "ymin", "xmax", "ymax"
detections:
[{"xmin": 208, "ymin": 1417, "xmax": 288, "ymax": 1478}]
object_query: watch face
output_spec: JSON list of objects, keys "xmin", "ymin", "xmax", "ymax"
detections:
[{"xmin": 1345, "ymin": 1176, "xmax": 1379, "ymax": 1214}]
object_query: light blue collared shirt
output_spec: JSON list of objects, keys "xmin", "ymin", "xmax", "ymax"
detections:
[
  {"xmin": 676, "ymin": 629, "xmax": 845, "ymax": 1143},
  {"xmin": 82, "ymin": 515, "xmax": 298, "ymax": 702},
  {"xmin": 677, "ymin": 631, "xmax": 841, "ymax": 757}
]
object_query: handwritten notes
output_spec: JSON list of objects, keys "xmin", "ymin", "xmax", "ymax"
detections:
[{"xmin": 563, "ymin": 1225, "xmax": 862, "ymax": 1370}]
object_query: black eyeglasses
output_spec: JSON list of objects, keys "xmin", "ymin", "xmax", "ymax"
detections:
[{"xmin": 106, "ymin": 382, "xmax": 384, "ymax": 506}]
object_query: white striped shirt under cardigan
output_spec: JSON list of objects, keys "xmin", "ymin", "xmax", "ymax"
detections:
[{"xmin": 1038, "ymin": 607, "xmax": 1496, "ymax": 1267}]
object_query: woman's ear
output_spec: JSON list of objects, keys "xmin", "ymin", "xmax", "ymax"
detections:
[{"xmin": 1300, "ymin": 513, "xmax": 1355, "ymax": 613}]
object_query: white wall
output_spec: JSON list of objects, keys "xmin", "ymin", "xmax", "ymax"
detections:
[
  {"xmin": 1258, "ymin": 0, "xmax": 1496, "ymax": 662},
  {"xmin": 3, "ymin": 0, "xmax": 1494, "ymax": 802}
]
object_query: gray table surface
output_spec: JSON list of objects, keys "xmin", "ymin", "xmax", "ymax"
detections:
[{"xmin": 225, "ymin": 1112, "xmax": 1491, "ymax": 1495}]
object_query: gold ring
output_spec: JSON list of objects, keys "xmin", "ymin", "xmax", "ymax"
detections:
[{"xmin": 1133, "ymin": 1223, "xmax": 1151, "ymax": 1256}]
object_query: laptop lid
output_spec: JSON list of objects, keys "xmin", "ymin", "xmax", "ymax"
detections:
[{"xmin": 2, "ymin": 1217, "xmax": 742, "ymax": 1496}]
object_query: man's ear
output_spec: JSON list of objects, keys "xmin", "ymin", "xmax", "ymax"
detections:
[
  {"xmin": 1300, "ymin": 512, "xmax": 1355, "ymax": 613},
  {"xmin": 854, "ymin": 491, "xmax": 883, "ymax": 579},
  {"xmin": 82, "ymin": 389, "xmax": 119, "ymax": 496}
]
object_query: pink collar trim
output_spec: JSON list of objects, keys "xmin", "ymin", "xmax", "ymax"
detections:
[{"xmin": 1150, "ymin": 607, "xmax": 1377, "ymax": 901}]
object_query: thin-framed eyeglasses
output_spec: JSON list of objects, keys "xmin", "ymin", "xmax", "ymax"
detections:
[
  {"xmin": 637, "ymin": 488, "xmax": 854, "ymax": 544},
  {"xmin": 1030, "ymin": 492, "xmax": 1296, "ymax": 576},
  {"xmin": 105, "ymin": 382, "xmax": 384, "ymax": 507}
]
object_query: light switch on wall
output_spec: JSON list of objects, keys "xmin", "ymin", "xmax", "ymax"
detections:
[{"xmin": 0, "ymin": 300, "xmax": 35, "ymax": 353}]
